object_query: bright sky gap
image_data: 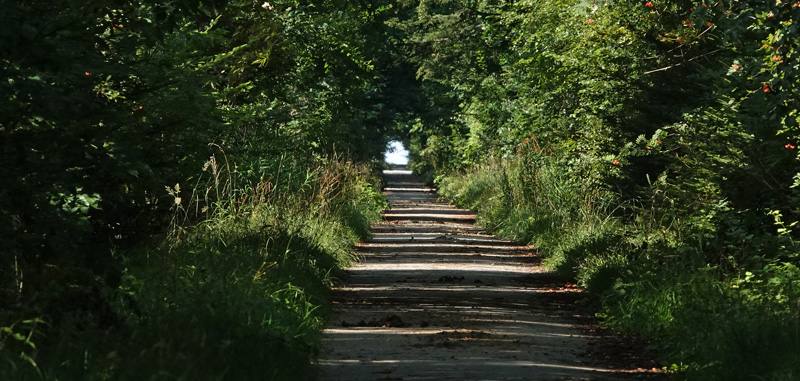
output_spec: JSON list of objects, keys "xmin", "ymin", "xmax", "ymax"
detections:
[{"xmin": 384, "ymin": 140, "xmax": 409, "ymax": 165}]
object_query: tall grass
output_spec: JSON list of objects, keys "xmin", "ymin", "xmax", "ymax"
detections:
[
  {"xmin": 437, "ymin": 156, "xmax": 800, "ymax": 380},
  {"xmin": 438, "ymin": 156, "xmax": 622, "ymax": 281},
  {"xmin": 0, "ymin": 156, "xmax": 386, "ymax": 380}
]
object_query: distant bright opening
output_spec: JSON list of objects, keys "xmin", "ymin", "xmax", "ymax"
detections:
[{"xmin": 384, "ymin": 140, "xmax": 409, "ymax": 165}]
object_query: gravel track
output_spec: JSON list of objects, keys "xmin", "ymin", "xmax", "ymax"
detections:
[{"xmin": 316, "ymin": 168, "xmax": 666, "ymax": 381}]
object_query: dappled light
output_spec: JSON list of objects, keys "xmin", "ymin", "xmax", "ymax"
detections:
[
  {"xmin": 317, "ymin": 168, "xmax": 663, "ymax": 380},
  {"xmin": 4, "ymin": 0, "xmax": 797, "ymax": 379}
]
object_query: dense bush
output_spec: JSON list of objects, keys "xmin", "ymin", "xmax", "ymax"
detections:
[
  {"xmin": 2, "ymin": 155, "xmax": 386, "ymax": 380},
  {"xmin": 396, "ymin": 0, "xmax": 800, "ymax": 378},
  {"xmin": 4, "ymin": 0, "xmax": 799, "ymax": 378},
  {"xmin": 1, "ymin": 0, "xmax": 394, "ymax": 378}
]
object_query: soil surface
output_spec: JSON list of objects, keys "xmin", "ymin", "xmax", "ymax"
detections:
[{"xmin": 316, "ymin": 167, "xmax": 667, "ymax": 380}]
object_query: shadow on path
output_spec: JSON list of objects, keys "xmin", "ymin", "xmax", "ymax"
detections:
[{"xmin": 316, "ymin": 167, "xmax": 665, "ymax": 380}]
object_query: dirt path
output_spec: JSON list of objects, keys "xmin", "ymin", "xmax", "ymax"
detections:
[{"xmin": 316, "ymin": 168, "xmax": 665, "ymax": 380}]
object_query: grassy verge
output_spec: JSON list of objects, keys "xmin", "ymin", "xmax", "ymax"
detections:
[
  {"xmin": 1, "ymin": 156, "xmax": 386, "ymax": 380},
  {"xmin": 437, "ymin": 157, "xmax": 800, "ymax": 380}
]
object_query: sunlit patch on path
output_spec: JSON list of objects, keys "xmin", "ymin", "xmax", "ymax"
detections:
[{"xmin": 316, "ymin": 166, "xmax": 665, "ymax": 380}]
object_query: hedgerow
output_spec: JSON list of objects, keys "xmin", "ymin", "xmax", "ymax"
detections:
[
  {"xmin": 1, "ymin": 1, "xmax": 393, "ymax": 379},
  {"xmin": 397, "ymin": 0, "xmax": 800, "ymax": 378}
]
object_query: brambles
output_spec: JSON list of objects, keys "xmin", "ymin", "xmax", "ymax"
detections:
[
  {"xmin": 398, "ymin": 0, "xmax": 800, "ymax": 379},
  {"xmin": 1, "ymin": 0, "xmax": 394, "ymax": 378},
  {"xmin": 3, "ymin": 0, "xmax": 799, "ymax": 378}
]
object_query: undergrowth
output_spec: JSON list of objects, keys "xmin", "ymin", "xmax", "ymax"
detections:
[
  {"xmin": 438, "ymin": 157, "xmax": 800, "ymax": 380},
  {"xmin": 0, "ymin": 156, "xmax": 386, "ymax": 380}
]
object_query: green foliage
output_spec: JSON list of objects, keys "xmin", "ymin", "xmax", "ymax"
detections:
[
  {"xmin": 4, "ymin": 0, "xmax": 800, "ymax": 378},
  {"xmin": 1, "ymin": 156, "xmax": 386, "ymax": 380},
  {"xmin": 400, "ymin": 0, "xmax": 800, "ymax": 378},
  {"xmin": 1, "ymin": 0, "xmax": 395, "ymax": 378}
]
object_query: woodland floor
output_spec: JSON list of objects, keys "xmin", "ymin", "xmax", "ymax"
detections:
[{"xmin": 315, "ymin": 166, "xmax": 668, "ymax": 380}]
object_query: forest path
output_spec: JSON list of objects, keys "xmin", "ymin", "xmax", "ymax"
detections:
[{"xmin": 315, "ymin": 167, "xmax": 664, "ymax": 380}]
